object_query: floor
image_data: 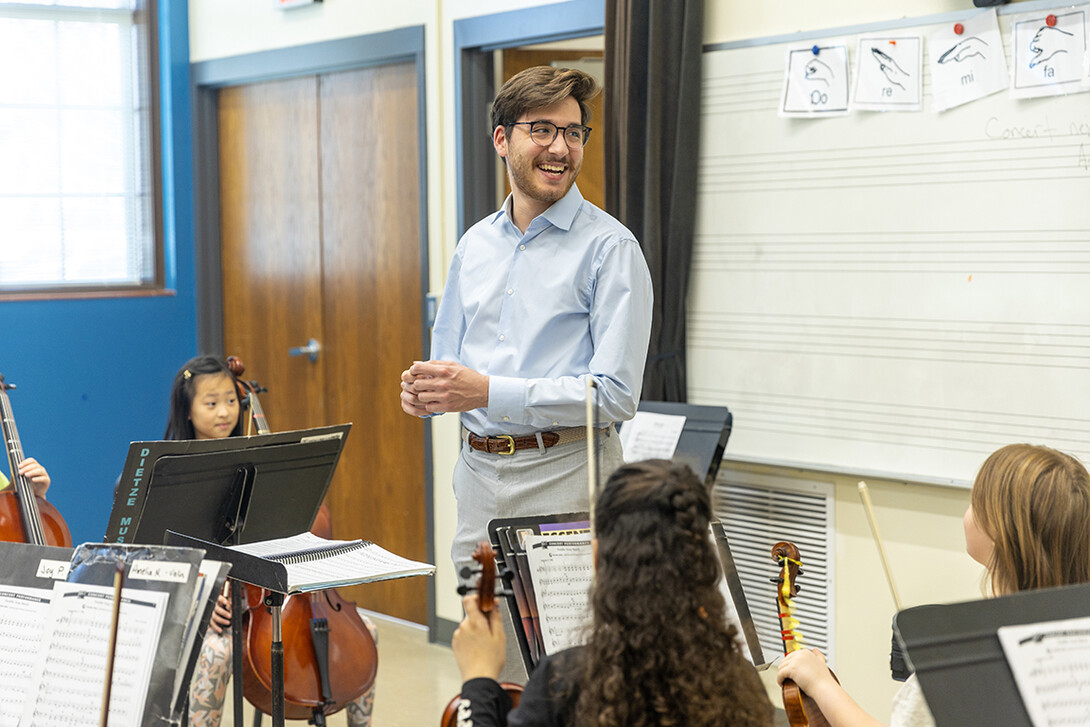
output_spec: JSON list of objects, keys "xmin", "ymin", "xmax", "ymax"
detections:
[
  {"xmin": 218, "ymin": 611, "xmax": 787, "ymax": 727},
  {"xmin": 218, "ymin": 611, "xmax": 463, "ymax": 727}
]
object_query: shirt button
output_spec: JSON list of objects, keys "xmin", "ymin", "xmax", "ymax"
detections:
[
  {"xmin": 519, "ymin": 245, "xmax": 526, "ymax": 250},
  {"xmin": 552, "ymin": 421, "xmax": 559, "ymax": 426},
  {"xmin": 499, "ymin": 334, "xmax": 505, "ymax": 341},
  {"xmin": 507, "ymin": 288, "xmax": 514, "ymax": 295},
  {"xmin": 503, "ymin": 416, "xmax": 510, "ymax": 422}
]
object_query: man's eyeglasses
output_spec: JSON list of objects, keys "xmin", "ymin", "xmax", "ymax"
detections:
[{"xmin": 510, "ymin": 121, "xmax": 592, "ymax": 149}]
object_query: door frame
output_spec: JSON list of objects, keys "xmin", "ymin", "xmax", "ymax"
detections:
[
  {"xmin": 454, "ymin": 0, "xmax": 605, "ymax": 237},
  {"xmin": 189, "ymin": 26, "xmax": 435, "ymax": 628}
]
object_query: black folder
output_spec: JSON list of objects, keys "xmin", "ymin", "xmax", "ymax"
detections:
[{"xmin": 896, "ymin": 582, "xmax": 1090, "ymax": 727}]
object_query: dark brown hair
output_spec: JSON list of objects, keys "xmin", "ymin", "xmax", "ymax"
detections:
[
  {"xmin": 572, "ymin": 459, "xmax": 773, "ymax": 727},
  {"xmin": 490, "ymin": 66, "xmax": 600, "ymax": 130}
]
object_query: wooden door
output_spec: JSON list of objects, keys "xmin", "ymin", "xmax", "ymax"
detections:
[{"xmin": 219, "ymin": 63, "xmax": 427, "ymax": 623}]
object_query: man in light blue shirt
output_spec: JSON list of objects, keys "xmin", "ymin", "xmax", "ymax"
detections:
[{"xmin": 400, "ymin": 66, "xmax": 653, "ymax": 580}]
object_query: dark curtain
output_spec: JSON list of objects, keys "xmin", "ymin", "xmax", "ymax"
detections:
[{"xmin": 604, "ymin": 0, "xmax": 704, "ymax": 403}]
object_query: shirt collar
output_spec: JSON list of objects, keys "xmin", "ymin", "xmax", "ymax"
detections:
[{"xmin": 491, "ymin": 184, "xmax": 584, "ymax": 232}]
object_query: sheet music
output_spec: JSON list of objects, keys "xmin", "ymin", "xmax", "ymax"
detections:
[
  {"xmin": 19, "ymin": 582, "xmax": 168, "ymax": 727},
  {"xmin": 619, "ymin": 411, "xmax": 686, "ymax": 463},
  {"xmin": 0, "ymin": 586, "xmax": 53, "ymax": 727},
  {"xmin": 171, "ymin": 559, "xmax": 227, "ymax": 705},
  {"xmin": 998, "ymin": 616, "xmax": 1090, "ymax": 727},
  {"xmin": 523, "ymin": 533, "xmax": 593, "ymax": 654},
  {"xmin": 230, "ymin": 532, "xmax": 435, "ymax": 591}
]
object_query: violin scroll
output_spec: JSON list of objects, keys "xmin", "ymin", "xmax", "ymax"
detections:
[
  {"xmin": 441, "ymin": 541, "xmax": 523, "ymax": 727},
  {"xmin": 772, "ymin": 541, "xmax": 836, "ymax": 727}
]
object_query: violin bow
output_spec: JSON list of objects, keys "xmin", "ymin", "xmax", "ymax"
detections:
[
  {"xmin": 99, "ymin": 561, "xmax": 125, "ymax": 727},
  {"xmin": 585, "ymin": 378, "xmax": 597, "ymax": 535},
  {"xmin": 857, "ymin": 481, "xmax": 903, "ymax": 611}
]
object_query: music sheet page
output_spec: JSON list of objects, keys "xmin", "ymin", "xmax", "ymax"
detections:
[
  {"xmin": 0, "ymin": 586, "xmax": 52, "ymax": 727},
  {"xmin": 998, "ymin": 616, "xmax": 1090, "ymax": 727},
  {"xmin": 523, "ymin": 533, "xmax": 594, "ymax": 655},
  {"xmin": 19, "ymin": 582, "xmax": 168, "ymax": 727},
  {"xmin": 618, "ymin": 412, "xmax": 686, "ymax": 463}
]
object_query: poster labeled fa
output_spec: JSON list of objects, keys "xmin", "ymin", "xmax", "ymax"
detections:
[
  {"xmin": 1010, "ymin": 8, "xmax": 1090, "ymax": 98},
  {"xmin": 928, "ymin": 9, "xmax": 1009, "ymax": 112},
  {"xmin": 780, "ymin": 44, "xmax": 850, "ymax": 117},
  {"xmin": 852, "ymin": 36, "xmax": 922, "ymax": 111}
]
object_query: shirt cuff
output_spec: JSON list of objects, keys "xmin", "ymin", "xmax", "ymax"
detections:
[{"xmin": 487, "ymin": 375, "xmax": 525, "ymax": 426}]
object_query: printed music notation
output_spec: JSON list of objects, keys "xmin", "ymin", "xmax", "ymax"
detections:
[
  {"xmin": 618, "ymin": 411, "xmax": 685, "ymax": 463},
  {"xmin": 998, "ymin": 616, "xmax": 1090, "ymax": 727},
  {"xmin": 523, "ymin": 534, "xmax": 594, "ymax": 655},
  {"xmin": 18, "ymin": 582, "xmax": 168, "ymax": 727},
  {"xmin": 229, "ymin": 531, "xmax": 435, "ymax": 592},
  {"xmin": 0, "ymin": 587, "xmax": 52, "ymax": 726}
]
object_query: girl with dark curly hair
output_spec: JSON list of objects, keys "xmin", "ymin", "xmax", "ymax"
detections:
[{"xmin": 452, "ymin": 458, "xmax": 774, "ymax": 727}]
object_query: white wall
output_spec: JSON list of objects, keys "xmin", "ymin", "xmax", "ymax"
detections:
[
  {"xmin": 189, "ymin": 0, "xmax": 1030, "ymax": 720},
  {"xmin": 704, "ymin": 0, "xmax": 1040, "ymax": 720}
]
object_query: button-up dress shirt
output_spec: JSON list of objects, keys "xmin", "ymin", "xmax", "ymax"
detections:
[{"xmin": 431, "ymin": 184, "xmax": 653, "ymax": 437}]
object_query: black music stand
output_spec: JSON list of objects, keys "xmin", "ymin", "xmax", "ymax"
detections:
[
  {"xmin": 103, "ymin": 424, "xmax": 351, "ymax": 727},
  {"xmin": 896, "ymin": 582, "xmax": 1090, "ymax": 727},
  {"xmin": 621, "ymin": 401, "xmax": 733, "ymax": 487},
  {"xmin": 488, "ymin": 513, "xmax": 764, "ymax": 674}
]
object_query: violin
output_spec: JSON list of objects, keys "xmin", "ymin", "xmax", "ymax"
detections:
[
  {"xmin": 0, "ymin": 374, "xmax": 71, "ymax": 547},
  {"xmin": 440, "ymin": 541, "xmax": 524, "ymax": 727},
  {"xmin": 773, "ymin": 541, "xmax": 837, "ymax": 727},
  {"xmin": 227, "ymin": 357, "xmax": 379, "ymax": 722}
]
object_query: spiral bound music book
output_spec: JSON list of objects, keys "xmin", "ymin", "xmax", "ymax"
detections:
[{"xmin": 228, "ymin": 531, "xmax": 434, "ymax": 592}]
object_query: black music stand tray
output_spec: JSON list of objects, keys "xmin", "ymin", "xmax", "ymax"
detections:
[
  {"xmin": 624, "ymin": 401, "xmax": 733, "ymax": 487},
  {"xmin": 104, "ymin": 424, "xmax": 352, "ymax": 727},
  {"xmin": 896, "ymin": 582, "xmax": 1090, "ymax": 727}
]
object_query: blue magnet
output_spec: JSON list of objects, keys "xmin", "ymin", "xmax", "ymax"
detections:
[{"xmin": 811, "ymin": 45, "xmax": 820, "ymax": 55}]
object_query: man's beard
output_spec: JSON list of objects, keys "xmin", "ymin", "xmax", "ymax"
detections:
[{"xmin": 506, "ymin": 149, "xmax": 581, "ymax": 206}]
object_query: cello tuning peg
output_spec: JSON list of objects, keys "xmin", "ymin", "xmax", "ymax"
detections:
[
  {"xmin": 456, "ymin": 584, "xmax": 471, "ymax": 596},
  {"xmin": 459, "ymin": 565, "xmax": 477, "ymax": 580}
]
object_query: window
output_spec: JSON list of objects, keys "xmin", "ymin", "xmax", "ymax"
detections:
[{"xmin": 0, "ymin": 0, "xmax": 159, "ymax": 293}]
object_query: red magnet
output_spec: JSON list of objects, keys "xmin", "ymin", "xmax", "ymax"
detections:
[
  {"xmin": 954, "ymin": 23, "xmax": 964, "ymax": 35},
  {"xmin": 1046, "ymin": 14, "xmax": 1057, "ymax": 27}
]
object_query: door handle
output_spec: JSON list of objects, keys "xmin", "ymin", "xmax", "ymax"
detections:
[{"xmin": 289, "ymin": 338, "xmax": 321, "ymax": 363}]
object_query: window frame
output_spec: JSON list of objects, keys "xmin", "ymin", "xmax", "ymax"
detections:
[{"xmin": 0, "ymin": 0, "xmax": 163, "ymax": 300}]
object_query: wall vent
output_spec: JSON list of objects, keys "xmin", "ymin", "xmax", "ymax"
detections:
[{"xmin": 713, "ymin": 467, "xmax": 836, "ymax": 667}]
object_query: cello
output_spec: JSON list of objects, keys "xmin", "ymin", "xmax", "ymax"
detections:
[
  {"xmin": 0, "ymin": 373, "xmax": 71, "ymax": 547},
  {"xmin": 440, "ymin": 541, "xmax": 523, "ymax": 727},
  {"xmin": 227, "ymin": 357, "xmax": 378, "ymax": 724},
  {"xmin": 772, "ymin": 541, "xmax": 838, "ymax": 727}
]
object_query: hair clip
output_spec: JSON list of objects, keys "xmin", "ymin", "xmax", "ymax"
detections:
[{"xmin": 183, "ymin": 369, "xmax": 192, "ymax": 380}]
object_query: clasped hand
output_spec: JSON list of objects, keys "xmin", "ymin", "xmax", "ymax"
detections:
[{"xmin": 400, "ymin": 360, "xmax": 488, "ymax": 416}]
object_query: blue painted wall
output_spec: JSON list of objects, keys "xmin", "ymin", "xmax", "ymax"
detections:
[{"xmin": 0, "ymin": 0, "xmax": 198, "ymax": 544}]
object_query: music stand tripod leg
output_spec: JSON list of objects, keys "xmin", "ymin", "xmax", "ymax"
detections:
[
  {"xmin": 232, "ymin": 579, "xmax": 245, "ymax": 727},
  {"xmin": 266, "ymin": 591, "xmax": 286, "ymax": 727}
]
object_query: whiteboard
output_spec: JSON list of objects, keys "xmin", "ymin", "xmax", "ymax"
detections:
[{"xmin": 689, "ymin": 7, "xmax": 1090, "ymax": 486}]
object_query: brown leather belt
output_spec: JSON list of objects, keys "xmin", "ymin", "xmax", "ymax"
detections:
[{"xmin": 463, "ymin": 426, "xmax": 606, "ymax": 455}]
